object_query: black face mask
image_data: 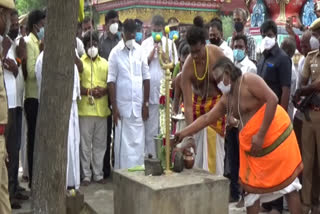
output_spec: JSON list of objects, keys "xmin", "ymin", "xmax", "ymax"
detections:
[
  {"xmin": 8, "ymin": 28, "xmax": 19, "ymax": 40},
  {"xmin": 210, "ymin": 38, "xmax": 221, "ymax": 46},
  {"xmin": 234, "ymin": 22, "xmax": 244, "ymax": 33}
]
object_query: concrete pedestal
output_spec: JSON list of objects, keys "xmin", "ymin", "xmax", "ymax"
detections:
[{"xmin": 114, "ymin": 168, "xmax": 230, "ymax": 214}]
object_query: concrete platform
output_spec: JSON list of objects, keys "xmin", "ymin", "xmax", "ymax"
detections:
[{"xmin": 114, "ymin": 168, "xmax": 230, "ymax": 214}]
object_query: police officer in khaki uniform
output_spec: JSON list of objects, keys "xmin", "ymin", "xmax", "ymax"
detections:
[
  {"xmin": 295, "ymin": 17, "xmax": 320, "ymax": 214},
  {"xmin": 0, "ymin": 0, "xmax": 15, "ymax": 213}
]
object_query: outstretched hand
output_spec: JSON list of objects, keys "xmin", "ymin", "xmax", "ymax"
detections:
[{"xmin": 174, "ymin": 133, "xmax": 197, "ymax": 155}]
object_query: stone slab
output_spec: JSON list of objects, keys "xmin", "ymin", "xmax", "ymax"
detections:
[{"xmin": 114, "ymin": 168, "xmax": 230, "ymax": 214}]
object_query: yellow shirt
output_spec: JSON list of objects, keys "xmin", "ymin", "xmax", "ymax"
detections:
[
  {"xmin": 25, "ymin": 33, "xmax": 40, "ymax": 99},
  {"xmin": 78, "ymin": 54, "xmax": 110, "ymax": 117}
]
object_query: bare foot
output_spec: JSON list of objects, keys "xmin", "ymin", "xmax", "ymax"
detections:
[
  {"xmin": 236, "ymin": 197, "xmax": 244, "ymax": 208},
  {"xmin": 81, "ymin": 180, "xmax": 90, "ymax": 186}
]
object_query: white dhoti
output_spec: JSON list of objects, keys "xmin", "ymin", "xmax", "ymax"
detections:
[
  {"xmin": 193, "ymin": 128, "xmax": 225, "ymax": 175},
  {"xmin": 144, "ymin": 104, "xmax": 159, "ymax": 157},
  {"xmin": 244, "ymin": 178, "xmax": 302, "ymax": 207},
  {"xmin": 66, "ymin": 101, "xmax": 80, "ymax": 189},
  {"xmin": 114, "ymin": 114, "xmax": 145, "ymax": 169}
]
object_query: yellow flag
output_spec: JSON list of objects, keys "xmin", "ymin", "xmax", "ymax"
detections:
[{"xmin": 78, "ymin": 0, "xmax": 85, "ymax": 22}]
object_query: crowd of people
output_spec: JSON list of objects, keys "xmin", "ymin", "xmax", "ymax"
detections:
[{"xmin": 0, "ymin": 0, "xmax": 320, "ymax": 213}]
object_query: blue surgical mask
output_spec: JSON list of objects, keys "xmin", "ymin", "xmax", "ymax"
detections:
[
  {"xmin": 233, "ymin": 49, "xmax": 246, "ymax": 62},
  {"xmin": 37, "ymin": 27, "xmax": 45, "ymax": 41},
  {"xmin": 169, "ymin": 30, "xmax": 179, "ymax": 40},
  {"xmin": 135, "ymin": 32, "xmax": 143, "ymax": 42},
  {"xmin": 117, "ymin": 31, "xmax": 122, "ymax": 40},
  {"xmin": 152, "ymin": 31, "xmax": 163, "ymax": 42}
]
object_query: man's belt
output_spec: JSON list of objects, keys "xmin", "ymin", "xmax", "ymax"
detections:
[{"xmin": 246, "ymin": 123, "xmax": 293, "ymax": 157}]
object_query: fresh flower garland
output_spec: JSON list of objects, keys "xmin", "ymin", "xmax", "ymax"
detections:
[{"xmin": 159, "ymin": 78, "xmax": 172, "ymax": 138}]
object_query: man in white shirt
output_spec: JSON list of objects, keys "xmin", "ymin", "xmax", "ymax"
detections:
[
  {"xmin": 233, "ymin": 35, "xmax": 257, "ymax": 74},
  {"xmin": 108, "ymin": 19, "xmax": 150, "ymax": 169},
  {"xmin": 141, "ymin": 15, "xmax": 178, "ymax": 157},
  {"xmin": 209, "ymin": 18, "xmax": 234, "ymax": 62},
  {"xmin": 2, "ymin": 10, "xmax": 28, "ymax": 209},
  {"xmin": 35, "ymin": 50, "xmax": 82, "ymax": 189}
]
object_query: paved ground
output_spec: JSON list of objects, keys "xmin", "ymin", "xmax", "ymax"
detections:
[{"xmin": 12, "ymin": 177, "xmax": 290, "ymax": 214}]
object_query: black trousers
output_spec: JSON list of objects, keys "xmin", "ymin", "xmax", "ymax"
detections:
[
  {"xmin": 103, "ymin": 115, "xmax": 113, "ymax": 178},
  {"xmin": 24, "ymin": 98, "xmax": 38, "ymax": 188},
  {"xmin": 224, "ymin": 127, "xmax": 240, "ymax": 201},
  {"xmin": 5, "ymin": 108, "xmax": 21, "ymax": 199}
]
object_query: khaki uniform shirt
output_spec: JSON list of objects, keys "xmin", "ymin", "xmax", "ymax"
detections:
[
  {"xmin": 0, "ymin": 61, "xmax": 8, "ymax": 126},
  {"xmin": 302, "ymin": 49, "xmax": 320, "ymax": 83}
]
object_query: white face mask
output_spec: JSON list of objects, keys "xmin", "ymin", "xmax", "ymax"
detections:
[
  {"xmin": 217, "ymin": 77, "xmax": 231, "ymax": 94},
  {"xmin": 87, "ymin": 46, "xmax": 98, "ymax": 58},
  {"xmin": 261, "ymin": 36, "xmax": 276, "ymax": 52},
  {"xmin": 125, "ymin": 39, "xmax": 135, "ymax": 50},
  {"xmin": 109, "ymin": 23, "xmax": 119, "ymax": 35}
]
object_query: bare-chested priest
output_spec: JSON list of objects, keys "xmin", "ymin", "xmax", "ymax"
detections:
[
  {"xmin": 176, "ymin": 57, "xmax": 303, "ymax": 214},
  {"xmin": 181, "ymin": 25, "xmax": 225, "ymax": 175}
]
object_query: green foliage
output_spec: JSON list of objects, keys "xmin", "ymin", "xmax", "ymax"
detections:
[
  {"xmin": 221, "ymin": 15, "xmax": 233, "ymax": 41},
  {"xmin": 16, "ymin": 0, "xmax": 46, "ymax": 16}
]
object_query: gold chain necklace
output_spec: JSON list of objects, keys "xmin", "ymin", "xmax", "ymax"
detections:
[{"xmin": 193, "ymin": 46, "xmax": 209, "ymax": 81}]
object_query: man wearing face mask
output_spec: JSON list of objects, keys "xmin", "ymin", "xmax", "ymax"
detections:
[
  {"xmin": 233, "ymin": 35, "xmax": 257, "ymax": 74},
  {"xmin": 24, "ymin": 9, "xmax": 46, "ymax": 189},
  {"xmin": 0, "ymin": 0, "xmax": 15, "ymax": 212},
  {"xmin": 2, "ymin": 9, "xmax": 29, "ymax": 209},
  {"xmin": 229, "ymin": 8, "xmax": 257, "ymax": 63},
  {"xmin": 98, "ymin": 9, "xmax": 119, "ymax": 179},
  {"xmin": 293, "ymin": 31, "xmax": 319, "ymax": 149},
  {"xmin": 78, "ymin": 32, "xmax": 110, "ymax": 186},
  {"xmin": 141, "ymin": 15, "xmax": 178, "ymax": 158},
  {"xmin": 135, "ymin": 19, "xmax": 143, "ymax": 45},
  {"xmin": 108, "ymin": 19, "xmax": 150, "ymax": 169},
  {"xmin": 257, "ymin": 19, "xmax": 292, "ymax": 214},
  {"xmin": 209, "ymin": 18, "xmax": 233, "ymax": 62},
  {"xmin": 99, "ymin": 10, "xmax": 119, "ymax": 61},
  {"xmin": 295, "ymin": 18, "xmax": 320, "ymax": 214},
  {"xmin": 81, "ymin": 16, "xmax": 94, "ymax": 38}
]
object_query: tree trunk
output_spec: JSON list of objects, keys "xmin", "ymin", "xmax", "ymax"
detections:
[{"xmin": 32, "ymin": 0, "xmax": 79, "ymax": 213}]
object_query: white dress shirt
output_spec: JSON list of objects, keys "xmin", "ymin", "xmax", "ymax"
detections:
[
  {"xmin": 108, "ymin": 40, "xmax": 150, "ymax": 118},
  {"xmin": 294, "ymin": 56, "xmax": 306, "ymax": 120},
  {"xmin": 15, "ymin": 38, "xmax": 25, "ymax": 108},
  {"xmin": 141, "ymin": 36, "xmax": 178, "ymax": 104},
  {"xmin": 76, "ymin": 37, "xmax": 85, "ymax": 57},
  {"xmin": 36, "ymin": 51, "xmax": 81, "ymax": 102},
  {"xmin": 235, "ymin": 55, "xmax": 257, "ymax": 74},
  {"xmin": 220, "ymin": 40, "xmax": 234, "ymax": 62},
  {"xmin": 3, "ymin": 37, "xmax": 17, "ymax": 109}
]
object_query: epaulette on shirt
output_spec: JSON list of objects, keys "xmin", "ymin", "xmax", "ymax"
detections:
[{"xmin": 307, "ymin": 49, "xmax": 319, "ymax": 56}]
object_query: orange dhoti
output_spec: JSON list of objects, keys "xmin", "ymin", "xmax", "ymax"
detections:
[
  {"xmin": 193, "ymin": 94, "xmax": 225, "ymax": 174},
  {"xmin": 239, "ymin": 104, "xmax": 303, "ymax": 198}
]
